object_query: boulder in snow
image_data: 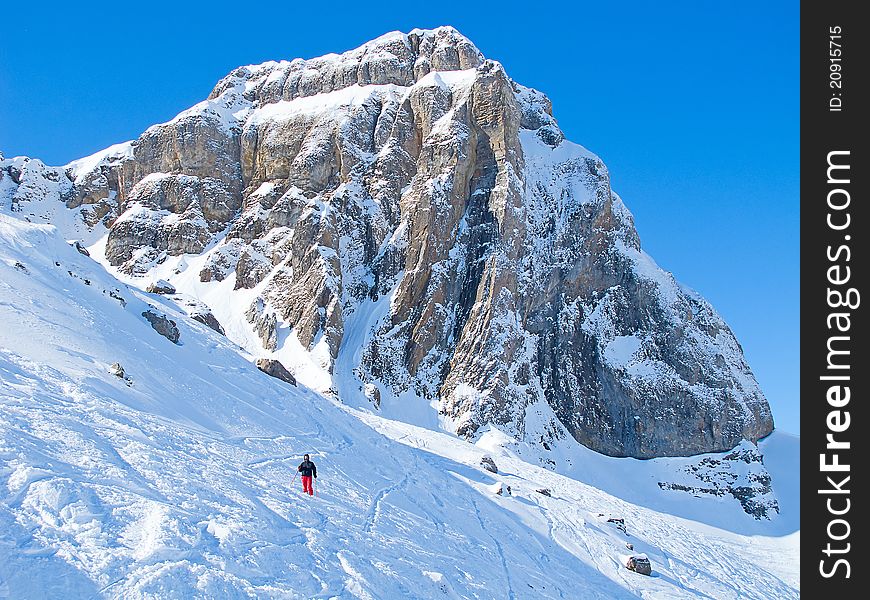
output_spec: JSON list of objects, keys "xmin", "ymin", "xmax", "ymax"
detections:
[
  {"xmin": 256, "ymin": 358, "xmax": 296, "ymax": 386},
  {"xmin": 174, "ymin": 295, "xmax": 226, "ymax": 335},
  {"xmin": 146, "ymin": 279, "xmax": 176, "ymax": 295},
  {"xmin": 480, "ymin": 455, "xmax": 498, "ymax": 474},
  {"xmin": 191, "ymin": 310, "xmax": 225, "ymax": 335},
  {"xmin": 625, "ymin": 554, "xmax": 651, "ymax": 576},
  {"xmin": 142, "ymin": 309, "xmax": 180, "ymax": 344},
  {"xmin": 535, "ymin": 488, "xmax": 552, "ymax": 497},
  {"xmin": 607, "ymin": 517, "xmax": 627, "ymax": 534},
  {"xmin": 107, "ymin": 288, "xmax": 127, "ymax": 307},
  {"xmin": 109, "ymin": 362, "xmax": 132, "ymax": 386},
  {"xmin": 70, "ymin": 240, "xmax": 90, "ymax": 256},
  {"xmin": 490, "ymin": 482, "xmax": 511, "ymax": 496},
  {"xmin": 363, "ymin": 382, "xmax": 381, "ymax": 407}
]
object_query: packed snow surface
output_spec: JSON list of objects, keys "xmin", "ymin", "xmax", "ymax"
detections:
[{"xmin": 0, "ymin": 207, "xmax": 799, "ymax": 598}]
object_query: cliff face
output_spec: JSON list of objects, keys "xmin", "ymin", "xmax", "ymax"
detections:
[{"xmin": 0, "ymin": 27, "xmax": 773, "ymax": 458}]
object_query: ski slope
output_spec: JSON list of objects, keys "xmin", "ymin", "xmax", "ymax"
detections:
[{"xmin": 0, "ymin": 211, "xmax": 798, "ymax": 598}]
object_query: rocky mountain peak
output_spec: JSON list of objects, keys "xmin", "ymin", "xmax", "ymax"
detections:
[
  {"xmin": 209, "ymin": 26, "xmax": 485, "ymax": 105},
  {"xmin": 0, "ymin": 27, "xmax": 773, "ymax": 459}
]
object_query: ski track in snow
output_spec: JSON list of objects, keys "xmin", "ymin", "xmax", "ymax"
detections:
[
  {"xmin": 364, "ymin": 474, "xmax": 409, "ymax": 535},
  {"xmin": 0, "ymin": 211, "xmax": 799, "ymax": 598},
  {"xmin": 470, "ymin": 499, "xmax": 515, "ymax": 600}
]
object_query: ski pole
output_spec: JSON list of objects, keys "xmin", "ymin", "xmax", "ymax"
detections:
[{"xmin": 291, "ymin": 471, "xmax": 298, "ymax": 489}]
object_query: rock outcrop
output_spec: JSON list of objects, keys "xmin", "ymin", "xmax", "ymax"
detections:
[
  {"xmin": 109, "ymin": 362, "xmax": 126, "ymax": 378},
  {"xmin": 245, "ymin": 298, "xmax": 278, "ymax": 351},
  {"xmin": 657, "ymin": 441, "xmax": 779, "ymax": 519},
  {"xmin": 255, "ymin": 358, "xmax": 297, "ymax": 386},
  {"xmin": 142, "ymin": 309, "xmax": 180, "ymax": 344},
  {"xmin": 71, "ymin": 241, "xmax": 91, "ymax": 256},
  {"xmin": 146, "ymin": 279, "xmax": 176, "ymax": 295},
  {"xmin": 108, "ymin": 362, "xmax": 133, "ymax": 385},
  {"xmin": 191, "ymin": 311, "xmax": 225, "ymax": 335},
  {"xmin": 480, "ymin": 456, "xmax": 499, "ymax": 474},
  {"xmin": 0, "ymin": 27, "xmax": 773, "ymax": 458}
]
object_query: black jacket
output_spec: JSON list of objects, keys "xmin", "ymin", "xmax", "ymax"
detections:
[{"xmin": 297, "ymin": 460, "xmax": 317, "ymax": 478}]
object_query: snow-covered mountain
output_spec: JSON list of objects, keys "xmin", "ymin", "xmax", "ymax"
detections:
[
  {"xmin": 1, "ymin": 27, "xmax": 771, "ymax": 461},
  {"xmin": 0, "ymin": 26, "xmax": 798, "ymax": 598},
  {"xmin": 0, "ymin": 208, "xmax": 798, "ymax": 598}
]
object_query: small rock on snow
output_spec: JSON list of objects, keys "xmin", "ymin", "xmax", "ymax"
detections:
[
  {"xmin": 480, "ymin": 455, "xmax": 498, "ymax": 474},
  {"xmin": 71, "ymin": 241, "xmax": 90, "ymax": 257},
  {"xmin": 490, "ymin": 482, "xmax": 511, "ymax": 496}
]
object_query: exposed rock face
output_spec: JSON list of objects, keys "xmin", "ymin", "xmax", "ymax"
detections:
[
  {"xmin": 256, "ymin": 358, "xmax": 297, "ymax": 386},
  {"xmin": 1, "ymin": 27, "xmax": 773, "ymax": 458},
  {"xmin": 142, "ymin": 310, "xmax": 180, "ymax": 344},
  {"xmin": 245, "ymin": 298, "xmax": 278, "ymax": 351}
]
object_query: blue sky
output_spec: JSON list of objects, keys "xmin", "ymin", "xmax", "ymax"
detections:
[{"xmin": 0, "ymin": 1, "xmax": 799, "ymax": 433}]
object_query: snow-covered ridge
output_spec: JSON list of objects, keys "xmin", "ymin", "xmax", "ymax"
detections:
[
  {"xmin": 147, "ymin": 65, "xmax": 485, "ymax": 143},
  {"xmin": 66, "ymin": 141, "xmax": 135, "ymax": 185}
]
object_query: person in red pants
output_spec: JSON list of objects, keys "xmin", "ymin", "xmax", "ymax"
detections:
[{"xmin": 297, "ymin": 454, "xmax": 317, "ymax": 495}]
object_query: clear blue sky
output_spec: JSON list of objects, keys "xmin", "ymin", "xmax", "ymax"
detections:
[{"xmin": 0, "ymin": 1, "xmax": 799, "ymax": 433}]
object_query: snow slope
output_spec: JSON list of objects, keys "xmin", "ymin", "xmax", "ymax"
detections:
[{"xmin": 0, "ymin": 211, "xmax": 798, "ymax": 597}]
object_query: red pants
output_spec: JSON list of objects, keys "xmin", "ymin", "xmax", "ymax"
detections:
[{"xmin": 302, "ymin": 475, "xmax": 314, "ymax": 495}]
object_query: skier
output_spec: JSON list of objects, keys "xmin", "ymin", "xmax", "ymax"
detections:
[{"xmin": 297, "ymin": 454, "xmax": 317, "ymax": 496}]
